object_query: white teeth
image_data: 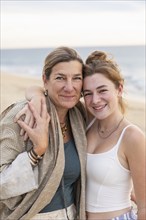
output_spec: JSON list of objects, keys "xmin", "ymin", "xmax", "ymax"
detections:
[{"xmin": 93, "ymin": 105, "xmax": 105, "ymax": 110}]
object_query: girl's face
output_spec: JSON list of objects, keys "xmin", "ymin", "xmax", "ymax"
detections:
[
  {"xmin": 83, "ymin": 73, "xmax": 122, "ymax": 120},
  {"xmin": 43, "ymin": 61, "xmax": 83, "ymax": 111}
]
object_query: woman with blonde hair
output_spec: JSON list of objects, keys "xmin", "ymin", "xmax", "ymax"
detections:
[{"xmin": 0, "ymin": 47, "xmax": 87, "ymax": 220}]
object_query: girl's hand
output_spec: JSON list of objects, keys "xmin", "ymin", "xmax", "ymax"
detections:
[
  {"xmin": 17, "ymin": 98, "xmax": 50, "ymax": 156},
  {"xmin": 131, "ymin": 191, "xmax": 137, "ymax": 205}
]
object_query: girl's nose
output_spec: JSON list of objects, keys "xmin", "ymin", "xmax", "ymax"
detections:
[{"xmin": 92, "ymin": 93, "xmax": 101, "ymax": 104}]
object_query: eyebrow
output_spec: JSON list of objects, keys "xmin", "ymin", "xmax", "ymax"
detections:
[
  {"xmin": 83, "ymin": 85, "xmax": 107, "ymax": 92},
  {"xmin": 55, "ymin": 73, "xmax": 82, "ymax": 76}
]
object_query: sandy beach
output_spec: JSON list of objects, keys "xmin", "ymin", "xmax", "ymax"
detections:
[
  {"xmin": 1, "ymin": 72, "xmax": 42, "ymax": 112},
  {"xmin": 1, "ymin": 72, "xmax": 145, "ymax": 133}
]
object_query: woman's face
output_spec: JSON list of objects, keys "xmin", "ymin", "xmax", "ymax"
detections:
[
  {"xmin": 83, "ymin": 73, "xmax": 122, "ymax": 120},
  {"xmin": 43, "ymin": 61, "xmax": 83, "ymax": 110}
]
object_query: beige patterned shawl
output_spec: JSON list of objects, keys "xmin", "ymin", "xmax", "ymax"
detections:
[{"xmin": 0, "ymin": 97, "xmax": 87, "ymax": 220}]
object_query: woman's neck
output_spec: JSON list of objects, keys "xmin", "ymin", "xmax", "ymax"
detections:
[
  {"xmin": 57, "ymin": 109, "xmax": 72, "ymax": 142},
  {"xmin": 57, "ymin": 109, "xmax": 69, "ymax": 124}
]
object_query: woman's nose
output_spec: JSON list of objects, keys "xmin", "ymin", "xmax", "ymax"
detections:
[{"xmin": 64, "ymin": 80, "xmax": 74, "ymax": 92}]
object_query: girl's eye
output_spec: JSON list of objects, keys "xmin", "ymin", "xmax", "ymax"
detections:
[
  {"xmin": 99, "ymin": 89, "xmax": 108, "ymax": 93},
  {"xmin": 83, "ymin": 93, "xmax": 92, "ymax": 97}
]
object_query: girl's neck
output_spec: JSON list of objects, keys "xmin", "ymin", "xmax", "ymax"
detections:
[
  {"xmin": 97, "ymin": 113, "xmax": 124, "ymax": 132},
  {"xmin": 96, "ymin": 114, "xmax": 124, "ymax": 139}
]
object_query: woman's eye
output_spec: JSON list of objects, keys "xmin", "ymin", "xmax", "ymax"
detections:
[
  {"xmin": 73, "ymin": 77, "xmax": 82, "ymax": 80},
  {"xmin": 56, "ymin": 76, "xmax": 64, "ymax": 80}
]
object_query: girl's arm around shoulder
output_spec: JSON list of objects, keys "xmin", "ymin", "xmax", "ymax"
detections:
[
  {"xmin": 123, "ymin": 125, "xmax": 146, "ymax": 220},
  {"xmin": 25, "ymin": 85, "xmax": 44, "ymax": 101}
]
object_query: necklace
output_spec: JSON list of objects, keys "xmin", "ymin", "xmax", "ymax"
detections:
[
  {"xmin": 97, "ymin": 116, "xmax": 124, "ymax": 139},
  {"xmin": 60, "ymin": 123, "xmax": 67, "ymax": 138}
]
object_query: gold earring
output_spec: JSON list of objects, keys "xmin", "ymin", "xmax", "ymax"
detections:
[{"xmin": 44, "ymin": 89, "xmax": 48, "ymax": 96}]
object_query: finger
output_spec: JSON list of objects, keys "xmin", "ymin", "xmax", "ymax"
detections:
[
  {"xmin": 17, "ymin": 120, "xmax": 33, "ymax": 136},
  {"xmin": 22, "ymin": 116, "xmax": 35, "ymax": 139},
  {"xmin": 20, "ymin": 128, "xmax": 25, "ymax": 136},
  {"xmin": 28, "ymin": 114, "xmax": 35, "ymax": 129},
  {"xmin": 24, "ymin": 132, "xmax": 29, "ymax": 141},
  {"xmin": 28, "ymin": 102, "xmax": 41, "ymax": 122},
  {"xmin": 23, "ymin": 109, "xmax": 33, "ymax": 124},
  {"xmin": 20, "ymin": 104, "xmax": 35, "ymax": 135},
  {"xmin": 14, "ymin": 104, "xmax": 28, "ymax": 122},
  {"xmin": 20, "ymin": 113, "xmax": 32, "ymax": 136},
  {"xmin": 33, "ymin": 121, "xmax": 37, "ymax": 128},
  {"xmin": 46, "ymin": 114, "xmax": 51, "ymax": 124},
  {"xmin": 41, "ymin": 98, "xmax": 49, "ymax": 119}
]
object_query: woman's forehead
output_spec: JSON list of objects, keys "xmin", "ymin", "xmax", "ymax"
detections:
[{"xmin": 52, "ymin": 61, "xmax": 83, "ymax": 74}]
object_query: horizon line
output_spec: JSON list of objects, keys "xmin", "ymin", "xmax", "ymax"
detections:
[{"xmin": 1, "ymin": 44, "xmax": 145, "ymax": 50}]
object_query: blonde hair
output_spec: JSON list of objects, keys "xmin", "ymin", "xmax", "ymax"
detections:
[
  {"xmin": 83, "ymin": 50, "xmax": 126, "ymax": 114},
  {"xmin": 43, "ymin": 46, "xmax": 83, "ymax": 79}
]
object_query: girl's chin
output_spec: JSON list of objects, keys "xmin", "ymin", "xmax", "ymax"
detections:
[{"xmin": 90, "ymin": 112, "xmax": 107, "ymax": 120}]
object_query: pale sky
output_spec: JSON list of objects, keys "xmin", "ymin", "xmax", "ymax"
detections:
[{"xmin": 1, "ymin": 0, "xmax": 145, "ymax": 49}]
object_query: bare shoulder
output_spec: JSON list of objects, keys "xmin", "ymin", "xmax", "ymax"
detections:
[{"xmin": 122, "ymin": 124, "xmax": 145, "ymax": 154}]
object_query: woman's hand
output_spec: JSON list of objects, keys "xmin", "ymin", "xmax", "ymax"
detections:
[
  {"xmin": 14, "ymin": 95, "xmax": 45, "ymax": 141},
  {"xmin": 17, "ymin": 98, "xmax": 50, "ymax": 156}
]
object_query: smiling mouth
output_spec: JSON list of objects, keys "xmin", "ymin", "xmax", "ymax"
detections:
[
  {"xmin": 93, "ymin": 104, "xmax": 107, "ymax": 111},
  {"xmin": 61, "ymin": 95, "xmax": 76, "ymax": 99}
]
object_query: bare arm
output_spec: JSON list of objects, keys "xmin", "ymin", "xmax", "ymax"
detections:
[
  {"xmin": 25, "ymin": 85, "xmax": 44, "ymax": 101},
  {"xmin": 126, "ymin": 127, "xmax": 146, "ymax": 220}
]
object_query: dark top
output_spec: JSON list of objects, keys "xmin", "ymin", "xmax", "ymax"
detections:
[{"xmin": 39, "ymin": 139, "xmax": 81, "ymax": 212}]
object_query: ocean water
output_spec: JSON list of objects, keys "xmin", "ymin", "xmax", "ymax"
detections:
[{"xmin": 1, "ymin": 45, "xmax": 145, "ymax": 100}]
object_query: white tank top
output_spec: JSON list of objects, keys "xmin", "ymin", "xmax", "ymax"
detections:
[{"xmin": 86, "ymin": 125, "xmax": 133, "ymax": 213}]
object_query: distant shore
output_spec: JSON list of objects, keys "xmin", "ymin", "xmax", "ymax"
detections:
[{"xmin": 1, "ymin": 71, "xmax": 145, "ymax": 133}]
